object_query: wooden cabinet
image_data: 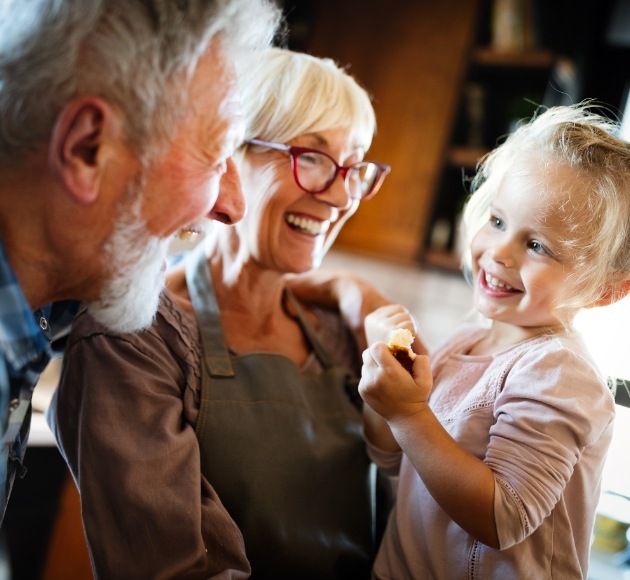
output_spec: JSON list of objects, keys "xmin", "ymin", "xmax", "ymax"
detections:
[
  {"xmin": 293, "ymin": 0, "xmax": 482, "ymax": 264},
  {"xmin": 293, "ymin": 0, "xmax": 557, "ymax": 266},
  {"xmin": 423, "ymin": 39, "xmax": 556, "ymax": 270},
  {"xmin": 282, "ymin": 0, "xmax": 615, "ymax": 268}
]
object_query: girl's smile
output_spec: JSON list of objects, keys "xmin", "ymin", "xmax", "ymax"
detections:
[{"xmin": 478, "ymin": 268, "xmax": 522, "ymax": 297}]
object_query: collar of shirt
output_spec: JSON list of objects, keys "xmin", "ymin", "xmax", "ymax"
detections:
[
  {"xmin": 0, "ymin": 239, "xmax": 78, "ymax": 510},
  {"xmin": 0, "ymin": 240, "xmax": 78, "ymax": 365},
  {"xmin": 0, "ymin": 240, "xmax": 51, "ymax": 373}
]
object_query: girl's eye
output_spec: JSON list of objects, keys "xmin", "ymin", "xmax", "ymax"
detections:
[
  {"xmin": 528, "ymin": 240, "xmax": 551, "ymax": 257},
  {"xmin": 489, "ymin": 214, "xmax": 504, "ymax": 229}
]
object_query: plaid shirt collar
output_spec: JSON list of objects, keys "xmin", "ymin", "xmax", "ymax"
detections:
[
  {"xmin": 0, "ymin": 240, "xmax": 51, "ymax": 374},
  {"xmin": 0, "ymin": 239, "xmax": 78, "ymax": 516}
]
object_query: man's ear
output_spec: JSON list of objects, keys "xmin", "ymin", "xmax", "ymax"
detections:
[
  {"xmin": 49, "ymin": 97, "xmax": 119, "ymax": 205},
  {"xmin": 588, "ymin": 279, "xmax": 630, "ymax": 308}
]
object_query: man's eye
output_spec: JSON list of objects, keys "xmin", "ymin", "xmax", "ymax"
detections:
[{"xmin": 212, "ymin": 159, "xmax": 228, "ymax": 175}]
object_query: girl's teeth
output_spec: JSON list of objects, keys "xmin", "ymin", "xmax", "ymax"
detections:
[
  {"xmin": 485, "ymin": 272, "xmax": 513, "ymax": 291},
  {"xmin": 285, "ymin": 214, "xmax": 329, "ymax": 235}
]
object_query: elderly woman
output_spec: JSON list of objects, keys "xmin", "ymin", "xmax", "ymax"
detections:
[{"xmin": 49, "ymin": 47, "xmax": 391, "ymax": 579}]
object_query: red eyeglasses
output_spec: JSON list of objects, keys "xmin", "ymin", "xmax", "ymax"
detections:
[{"xmin": 246, "ymin": 139, "xmax": 391, "ymax": 200}]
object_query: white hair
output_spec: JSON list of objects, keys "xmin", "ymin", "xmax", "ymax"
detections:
[
  {"xmin": 87, "ymin": 176, "xmax": 170, "ymax": 333},
  {"xmin": 236, "ymin": 47, "xmax": 376, "ymax": 149},
  {"xmin": 0, "ymin": 0, "xmax": 281, "ymax": 162}
]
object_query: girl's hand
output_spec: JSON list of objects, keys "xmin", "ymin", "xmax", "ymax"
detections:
[
  {"xmin": 361, "ymin": 337, "xmax": 499, "ymax": 549},
  {"xmin": 359, "ymin": 342, "xmax": 432, "ymax": 422},
  {"xmin": 364, "ymin": 304, "xmax": 428, "ymax": 356}
]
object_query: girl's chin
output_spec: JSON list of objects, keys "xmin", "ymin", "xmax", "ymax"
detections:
[{"xmin": 473, "ymin": 291, "xmax": 506, "ymax": 320}]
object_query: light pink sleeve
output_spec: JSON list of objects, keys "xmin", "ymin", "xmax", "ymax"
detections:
[
  {"xmin": 487, "ymin": 338, "xmax": 615, "ymax": 548},
  {"xmin": 366, "ymin": 438, "xmax": 402, "ymax": 476}
]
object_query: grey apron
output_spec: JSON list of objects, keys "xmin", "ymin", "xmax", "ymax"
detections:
[{"xmin": 185, "ymin": 244, "xmax": 374, "ymax": 579}]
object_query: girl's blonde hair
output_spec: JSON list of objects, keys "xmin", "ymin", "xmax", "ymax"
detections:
[
  {"xmin": 236, "ymin": 47, "xmax": 376, "ymax": 151},
  {"xmin": 462, "ymin": 101, "xmax": 630, "ymax": 309}
]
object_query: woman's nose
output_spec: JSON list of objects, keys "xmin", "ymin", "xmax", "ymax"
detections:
[
  {"xmin": 208, "ymin": 158, "xmax": 246, "ymax": 225},
  {"xmin": 318, "ymin": 173, "xmax": 353, "ymax": 211}
]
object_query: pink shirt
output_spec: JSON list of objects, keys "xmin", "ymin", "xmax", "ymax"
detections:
[{"xmin": 370, "ymin": 325, "xmax": 615, "ymax": 579}]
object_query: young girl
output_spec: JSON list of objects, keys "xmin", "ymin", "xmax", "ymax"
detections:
[{"xmin": 359, "ymin": 102, "xmax": 630, "ymax": 579}]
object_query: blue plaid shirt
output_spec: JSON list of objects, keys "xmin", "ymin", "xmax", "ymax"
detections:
[{"xmin": 0, "ymin": 240, "xmax": 76, "ymax": 522}]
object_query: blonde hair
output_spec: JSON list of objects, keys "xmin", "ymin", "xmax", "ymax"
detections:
[
  {"xmin": 462, "ymin": 102, "xmax": 630, "ymax": 308},
  {"xmin": 236, "ymin": 47, "xmax": 376, "ymax": 150}
]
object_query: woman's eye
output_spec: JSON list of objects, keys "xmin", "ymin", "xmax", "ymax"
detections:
[{"xmin": 298, "ymin": 153, "xmax": 322, "ymax": 167}]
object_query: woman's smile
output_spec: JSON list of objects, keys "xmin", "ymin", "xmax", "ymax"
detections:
[{"xmin": 284, "ymin": 212, "xmax": 330, "ymax": 236}]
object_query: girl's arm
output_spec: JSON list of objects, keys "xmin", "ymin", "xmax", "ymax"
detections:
[{"xmin": 360, "ymin": 343, "xmax": 499, "ymax": 548}]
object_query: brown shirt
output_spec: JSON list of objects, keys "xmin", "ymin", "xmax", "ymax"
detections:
[{"xmin": 48, "ymin": 288, "xmax": 360, "ymax": 579}]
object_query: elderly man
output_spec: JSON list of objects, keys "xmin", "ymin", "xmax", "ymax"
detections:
[{"xmin": 0, "ymin": 0, "xmax": 279, "ymax": 523}]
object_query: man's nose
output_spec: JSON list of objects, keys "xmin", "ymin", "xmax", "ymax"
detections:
[{"xmin": 208, "ymin": 158, "xmax": 246, "ymax": 225}]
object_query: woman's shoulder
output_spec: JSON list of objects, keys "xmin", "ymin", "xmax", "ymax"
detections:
[
  {"xmin": 158, "ymin": 288, "xmax": 199, "ymax": 347},
  {"xmin": 67, "ymin": 289, "xmax": 199, "ymax": 357}
]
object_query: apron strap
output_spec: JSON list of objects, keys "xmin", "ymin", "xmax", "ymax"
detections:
[
  {"xmin": 283, "ymin": 287, "xmax": 335, "ymax": 370},
  {"xmin": 184, "ymin": 243, "xmax": 234, "ymax": 377}
]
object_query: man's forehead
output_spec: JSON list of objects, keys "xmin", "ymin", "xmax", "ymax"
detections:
[
  {"xmin": 192, "ymin": 38, "xmax": 236, "ymax": 96},
  {"xmin": 217, "ymin": 101, "xmax": 246, "ymax": 158},
  {"xmin": 189, "ymin": 41, "xmax": 243, "ymax": 136}
]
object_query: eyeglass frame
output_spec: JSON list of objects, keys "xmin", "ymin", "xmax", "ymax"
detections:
[{"xmin": 245, "ymin": 138, "xmax": 391, "ymax": 201}]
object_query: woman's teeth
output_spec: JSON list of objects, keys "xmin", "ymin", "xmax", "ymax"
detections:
[
  {"xmin": 485, "ymin": 272, "xmax": 514, "ymax": 291},
  {"xmin": 285, "ymin": 213, "xmax": 329, "ymax": 235}
]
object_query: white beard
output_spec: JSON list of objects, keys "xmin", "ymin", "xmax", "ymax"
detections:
[{"xmin": 87, "ymin": 194, "xmax": 169, "ymax": 333}]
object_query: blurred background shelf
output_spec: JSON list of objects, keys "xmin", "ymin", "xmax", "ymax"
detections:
[
  {"xmin": 281, "ymin": 0, "xmax": 630, "ymax": 271},
  {"xmin": 471, "ymin": 46, "xmax": 555, "ymax": 67}
]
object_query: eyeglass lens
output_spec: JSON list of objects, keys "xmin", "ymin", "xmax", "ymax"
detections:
[{"xmin": 295, "ymin": 151, "xmax": 380, "ymax": 198}]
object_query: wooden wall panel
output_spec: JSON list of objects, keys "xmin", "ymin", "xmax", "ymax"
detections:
[{"xmin": 305, "ymin": 0, "xmax": 481, "ymax": 263}]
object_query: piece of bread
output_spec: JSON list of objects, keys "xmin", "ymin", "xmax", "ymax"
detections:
[{"xmin": 387, "ymin": 329, "xmax": 416, "ymax": 374}]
